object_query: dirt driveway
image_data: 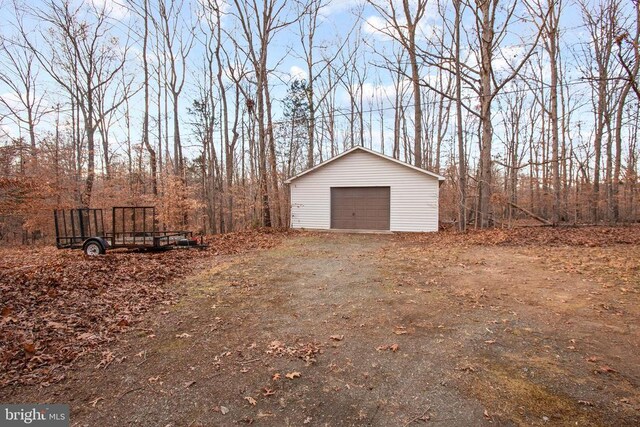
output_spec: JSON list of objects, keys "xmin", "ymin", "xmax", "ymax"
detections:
[{"xmin": 2, "ymin": 232, "xmax": 639, "ymax": 426}]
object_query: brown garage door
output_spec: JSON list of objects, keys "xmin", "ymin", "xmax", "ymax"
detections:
[{"xmin": 330, "ymin": 187, "xmax": 390, "ymax": 230}]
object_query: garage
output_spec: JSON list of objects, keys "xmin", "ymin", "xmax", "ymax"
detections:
[
  {"xmin": 330, "ymin": 187, "xmax": 390, "ymax": 230},
  {"xmin": 286, "ymin": 146, "xmax": 444, "ymax": 232}
]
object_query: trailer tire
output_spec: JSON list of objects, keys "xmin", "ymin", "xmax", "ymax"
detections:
[{"xmin": 83, "ymin": 239, "xmax": 106, "ymax": 256}]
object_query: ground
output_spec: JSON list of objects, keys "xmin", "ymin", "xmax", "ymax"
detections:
[{"xmin": 1, "ymin": 228, "xmax": 639, "ymax": 426}]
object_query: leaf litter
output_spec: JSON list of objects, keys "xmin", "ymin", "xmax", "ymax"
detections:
[{"xmin": 0, "ymin": 229, "xmax": 286, "ymax": 387}]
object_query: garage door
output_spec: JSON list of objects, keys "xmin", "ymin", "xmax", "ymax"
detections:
[{"xmin": 330, "ymin": 187, "xmax": 390, "ymax": 230}]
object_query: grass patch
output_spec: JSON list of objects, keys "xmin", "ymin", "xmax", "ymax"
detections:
[{"xmin": 463, "ymin": 360, "xmax": 601, "ymax": 426}]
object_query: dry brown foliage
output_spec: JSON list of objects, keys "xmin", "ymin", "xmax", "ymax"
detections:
[
  {"xmin": 0, "ymin": 229, "xmax": 287, "ymax": 388},
  {"xmin": 401, "ymin": 225, "xmax": 640, "ymax": 247}
]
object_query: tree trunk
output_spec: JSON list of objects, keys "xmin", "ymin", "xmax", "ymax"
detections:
[
  {"xmin": 478, "ymin": 0, "xmax": 494, "ymax": 228},
  {"xmin": 142, "ymin": 0, "xmax": 157, "ymax": 195},
  {"xmin": 455, "ymin": 0, "xmax": 466, "ymax": 231},
  {"xmin": 548, "ymin": 2, "xmax": 561, "ymax": 225}
]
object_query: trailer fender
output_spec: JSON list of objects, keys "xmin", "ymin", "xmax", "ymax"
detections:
[{"xmin": 82, "ymin": 238, "xmax": 108, "ymax": 256}]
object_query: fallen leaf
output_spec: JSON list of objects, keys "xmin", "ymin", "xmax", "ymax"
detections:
[
  {"xmin": 175, "ymin": 333, "xmax": 192, "ymax": 339},
  {"xmin": 96, "ymin": 350, "xmax": 115, "ymax": 369},
  {"xmin": 577, "ymin": 400, "xmax": 593, "ymax": 406},
  {"xmin": 377, "ymin": 343, "xmax": 400, "ymax": 352},
  {"xmin": 330, "ymin": 335, "xmax": 344, "ymax": 341},
  {"xmin": 46, "ymin": 321, "xmax": 66, "ymax": 329},
  {"xmin": 22, "ymin": 342, "xmax": 36, "ymax": 354},
  {"xmin": 245, "ymin": 396, "xmax": 257, "ymax": 405},
  {"xmin": 262, "ymin": 387, "xmax": 276, "ymax": 396},
  {"xmin": 598, "ymin": 366, "xmax": 617, "ymax": 374},
  {"xmin": 184, "ymin": 380, "xmax": 196, "ymax": 388},
  {"xmin": 272, "ymin": 373, "xmax": 281, "ymax": 381},
  {"xmin": 257, "ymin": 411, "xmax": 275, "ymax": 418},
  {"xmin": 483, "ymin": 409, "xmax": 491, "ymax": 419},
  {"xmin": 394, "ymin": 326, "xmax": 408, "ymax": 335},
  {"xmin": 285, "ymin": 371, "xmax": 301, "ymax": 380},
  {"xmin": 220, "ymin": 406, "xmax": 229, "ymax": 415}
]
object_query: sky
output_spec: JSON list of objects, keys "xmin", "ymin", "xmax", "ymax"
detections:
[{"xmin": 0, "ymin": 0, "xmax": 634, "ymax": 171}]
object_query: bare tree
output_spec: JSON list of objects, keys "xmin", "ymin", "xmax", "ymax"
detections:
[
  {"xmin": 473, "ymin": 1, "xmax": 544, "ymax": 227},
  {"xmin": 229, "ymin": 0, "xmax": 303, "ymax": 227},
  {"xmin": 578, "ymin": 0, "xmax": 622, "ymax": 222},
  {"xmin": 366, "ymin": 0, "xmax": 428, "ymax": 167},
  {"xmin": 209, "ymin": 1, "xmax": 241, "ymax": 231},
  {"xmin": 613, "ymin": 1, "xmax": 640, "ymax": 219},
  {"xmin": 616, "ymin": 1, "xmax": 640, "ymax": 101},
  {"xmin": 454, "ymin": 0, "xmax": 467, "ymax": 231},
  {"xmin": 128, "ymin": 0, "xmax": 158, "ymax": 195},
  {"xmin": 157, "ymin": 0, "xmax": 194, "ymax": 177},
  {"xmin": 297, "ymin": 0, "xmax": 356, "ymax": 168},
  {"xmin": 0, "ymin": 36, "xmax": 49, "ymax": 160},
  {"xmin": 20, "ymin": 0, "xmax": 129, "ymax": 205},
  {"xmin": 419, "ymin": 1, "xmax": 544, "ymax": 227},
  {"xmin": 526, "ymin": 0, "xmax": 562, "ymax": 224}
]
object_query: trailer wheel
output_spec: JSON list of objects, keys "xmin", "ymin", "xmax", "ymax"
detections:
[{"xmin": 83, "ymin": 239, "xmax": 105, "ymax": 256}]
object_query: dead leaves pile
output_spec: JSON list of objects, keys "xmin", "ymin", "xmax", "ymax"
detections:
[
  {"xmin": 401, "ymin": 225, "xmax": 640, "ymax": 248},
  {"xmin": 204, "ymin": 228, "xmax": 290, "ymax": 255},
  {"xmin": 0, "ymin": 230, "xmax": 285, "ymax": 388},
  {"xmin": 266, "ymin": 340, "xmax": 323, "ymax": 365}
]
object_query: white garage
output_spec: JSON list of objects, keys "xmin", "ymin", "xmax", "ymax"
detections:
[{"xmin": 285, "ymin": 146, "xmax": 444, "ymax": 232}]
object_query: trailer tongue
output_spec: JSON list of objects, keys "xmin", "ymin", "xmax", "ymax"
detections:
[{"xmin": 54, "ymin": 206, "xmax": 206, "ymax": 255}]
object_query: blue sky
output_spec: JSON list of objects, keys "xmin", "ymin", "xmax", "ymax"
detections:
[{"xmin": 0, "ymin": 0, "xmax": 634, "ymax": 171}]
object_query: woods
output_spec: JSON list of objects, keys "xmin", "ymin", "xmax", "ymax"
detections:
[{"xmin": 1, "ymin": 0, "xmax": 639, "ymax": 242}]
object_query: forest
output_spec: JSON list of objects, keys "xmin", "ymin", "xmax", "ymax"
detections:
[{"xmin": 1, "ymin": 0, "xmax": 639, "ymax": 242}]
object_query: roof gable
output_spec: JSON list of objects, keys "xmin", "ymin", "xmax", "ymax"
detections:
[{"xmin": 284, "ymin": 146, "xmax": 445, "ymax": 184}]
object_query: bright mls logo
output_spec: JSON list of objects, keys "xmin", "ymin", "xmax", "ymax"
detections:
[{"xmin": 1, "ymin": 405, "xmax": 69, "ymax": 426}]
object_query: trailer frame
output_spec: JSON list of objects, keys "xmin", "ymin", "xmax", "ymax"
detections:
[{"xmin": 54, "ymin": 206, "xmax": 206, "ymax": 255}]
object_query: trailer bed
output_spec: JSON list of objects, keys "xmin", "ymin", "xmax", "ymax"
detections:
[{"xmin": 54, "ymin": 206, "xmax": 205, "ymax": 254}]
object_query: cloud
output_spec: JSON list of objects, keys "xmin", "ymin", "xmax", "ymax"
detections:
[
  {"xmin": 0, "ymin": 123, "xmax": 13, "ymax": 138},
  {"xmin": 0, "ymin": 92, "xmax": 23, "ymax": 112},
  {"xmin": 88, "ymin": 0, "xmax": 129, "ymax": 20},
  {"xmin": 323, "ymin": 0, "xmax": 366, "ymax": 16},
  {"xmin": 360, "ymin": 82, "xmax": 398, "ymax": 102},
  {"xmin": 289, "ymin": 65, "xmax": 308, "ymax": 81},
  {"xmin": 363, "ymin": 13, "xmax": 437, "ymax": 43},
  {"xmin": 339, "ymin": 79, "xmax": 412, "ymax": 106},
  {"xmin": 363, "ymin": 15, "xmax": 396, "ymax": 41},
  {"xmin": 493, "ymin": 45, "xmax": 526, "ymax": 73}
]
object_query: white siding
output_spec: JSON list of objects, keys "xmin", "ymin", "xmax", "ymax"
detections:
[{"xmin": 289, "ymin": 150, "xmax": 439, "ymax": 232}]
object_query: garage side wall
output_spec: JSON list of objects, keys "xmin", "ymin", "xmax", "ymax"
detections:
[{"xmin": 289, "ymin": 150, "xmax": 439, "ymax": 232}]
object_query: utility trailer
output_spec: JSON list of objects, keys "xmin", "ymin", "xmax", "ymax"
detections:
[{"xmin": 54, "ymin": 206, "xmax": 205, "ymax": 255}]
